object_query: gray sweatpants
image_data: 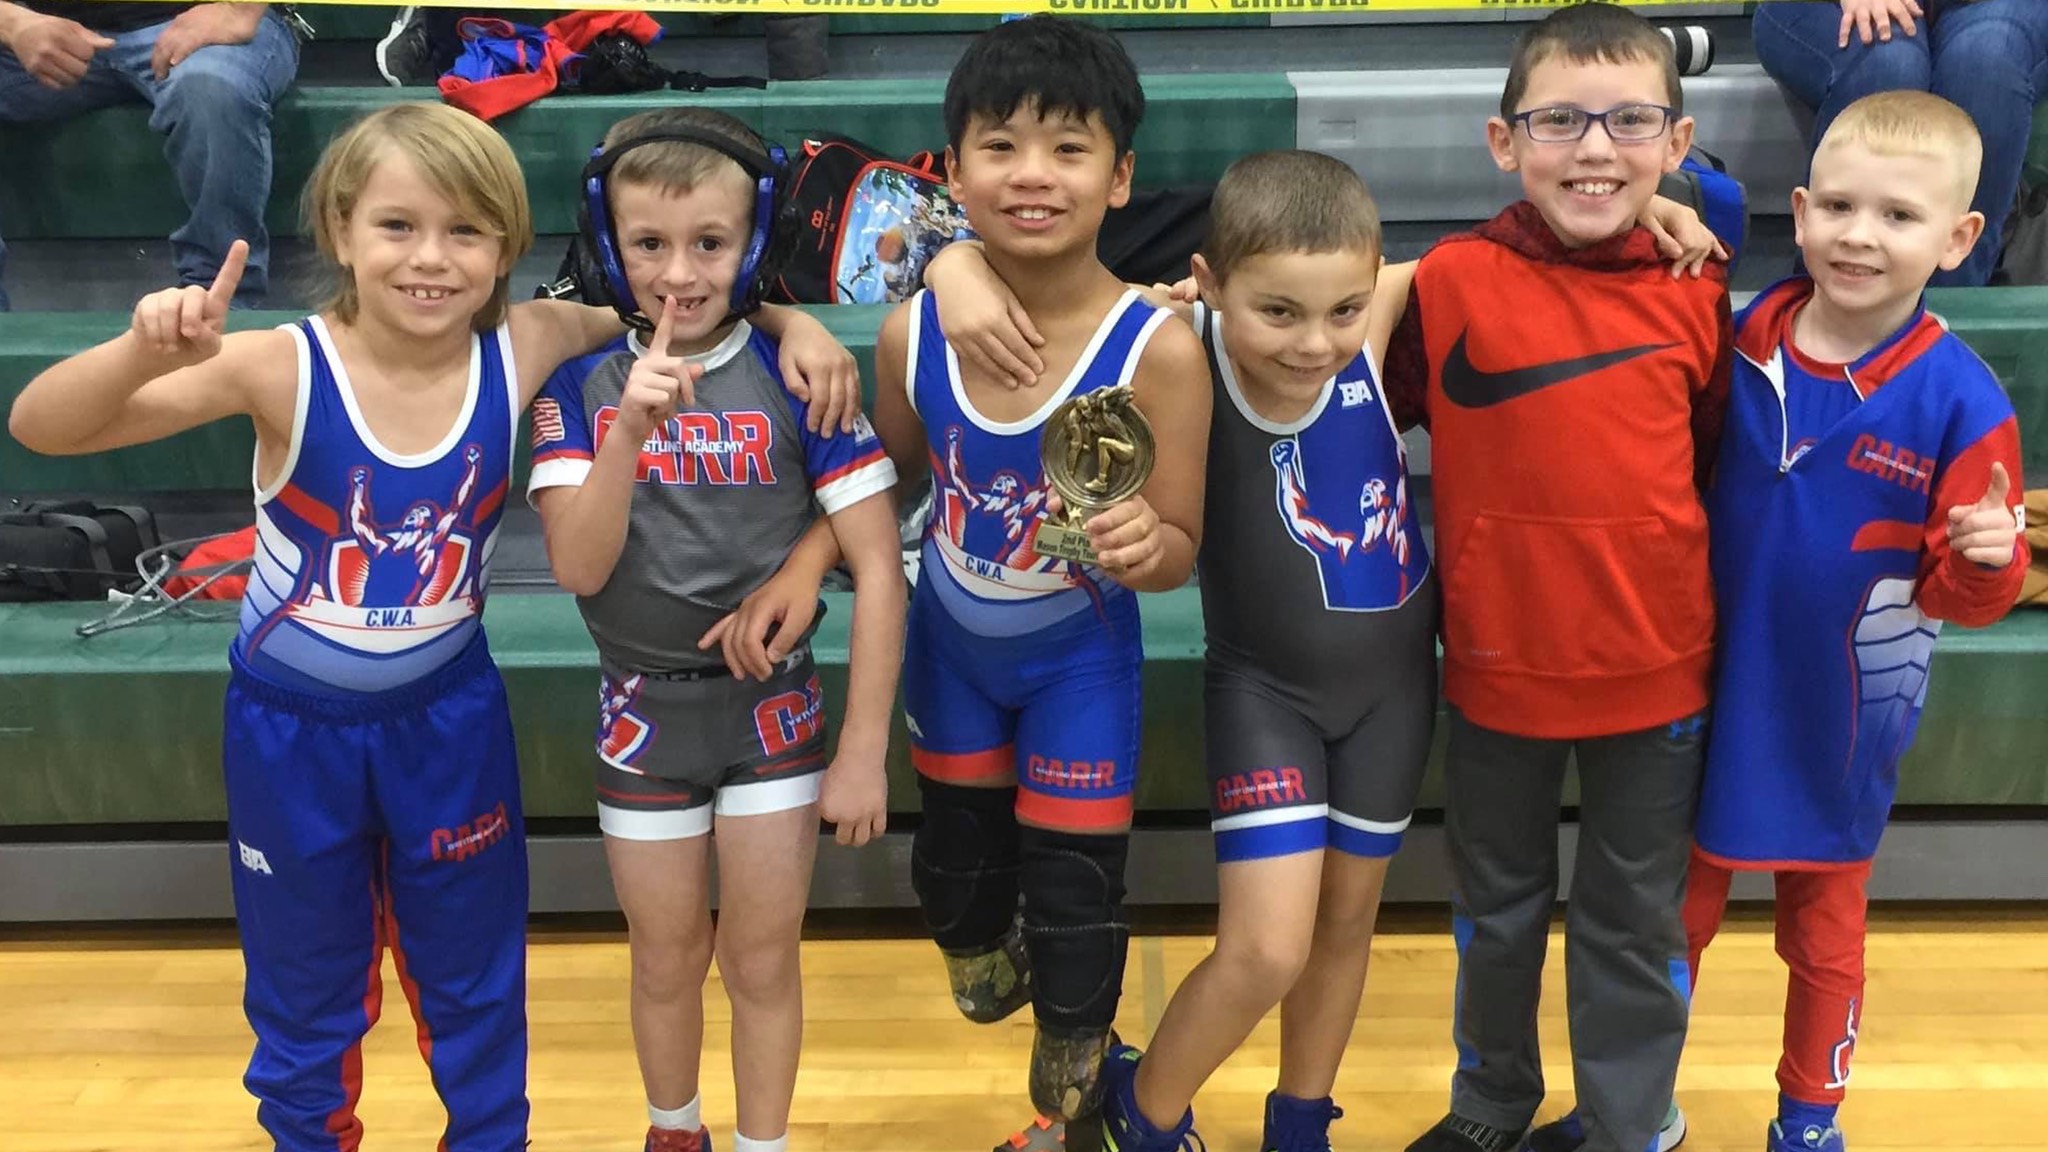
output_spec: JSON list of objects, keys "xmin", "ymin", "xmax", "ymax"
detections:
[{"xmin": 1443, "ymin": 705, "xmax": 1704, "ymax": 1152}]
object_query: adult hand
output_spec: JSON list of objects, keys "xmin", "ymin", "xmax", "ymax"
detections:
[
  {"xmin": 8, "ymin": 12, "xmax": 112, "ymax": 89},
  {"xmin": 1838, "ymin": 0, "xmax": 1921, "ymax": 48},
  {"xmin": 151, "ymin": 2, "xmax": 266, "ymax": 82}
]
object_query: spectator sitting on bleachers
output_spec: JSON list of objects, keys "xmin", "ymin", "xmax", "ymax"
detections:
[
  {"xmin": 1753, "ymin": 0, "xmax": 2047, "ymax": 286},
  {"xmin": 0, "ymin": 1, "xmax": 298, "ymax": 310}
]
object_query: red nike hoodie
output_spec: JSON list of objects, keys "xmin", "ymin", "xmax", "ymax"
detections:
[{"xmin": 1383, "ymin": 200, "xmax": 1732, "ymax": 739}]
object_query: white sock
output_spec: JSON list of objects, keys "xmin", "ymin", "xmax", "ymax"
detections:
[
  {"xmin": 649, "ymin": 1095, "xmax": 702, "ymax": 1132},
  {"xmin": 732, "ymin": 1133, "xmax": 788, "ymax": 1152}
]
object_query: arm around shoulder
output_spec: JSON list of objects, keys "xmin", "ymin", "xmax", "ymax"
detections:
[
  {"xmin": 1378, "ymin": 275, "xmax": 1431, "ymax": 432},
  {"xmin": 1116, "ymin": 314, "xmax": 1210, "ymax": 590},
  {"xmin": 870, "ymin": 302, "xmax": 929, "ymax": 493},
  {"xmin": 506, "ymin": 299, "xmax": 627, "ymax": 406},
  {"xmin": 1366, "ymin": 259, "xmax": 1417, "ymax": 369}
]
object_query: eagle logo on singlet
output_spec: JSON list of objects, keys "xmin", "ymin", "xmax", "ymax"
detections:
[
  {"xmin": 597, "ymin": 672, "xmax": 655, "ymax": 769},
  {"xmin": 1270, "ymin": 437, "xmax": 1415, "ymax": 610},
  {"xmin": 286, "ymin": 444, "xmax": 484, "ymax": 653},
  {"xmin": 929, "ymin": 424, "xmax": 1073, "ymax": 591}
]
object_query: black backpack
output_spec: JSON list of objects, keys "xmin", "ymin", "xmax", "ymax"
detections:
[
  {"xmin": 769, "ymin": 133, "xmax": 973, "ymax": 307},
  {"xmin": 0, "ymin": 500, "xmax": 160, "ymax": 602}
]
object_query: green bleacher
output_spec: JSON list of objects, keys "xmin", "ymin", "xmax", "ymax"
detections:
[
  {"xmin": 5, "ymin": 293, "xmax": 2047, "ymax": 826},
  {"xmin": 7, "ymin": 50, "xmax": 2045, "ymax": 240},
  {"xmin": 6, "ymin": 589, "xmax": 2045, "ymax": 827},
  {"xmin": 0, "ymin": 75, "xmax": 1292, "ymax": 239}
]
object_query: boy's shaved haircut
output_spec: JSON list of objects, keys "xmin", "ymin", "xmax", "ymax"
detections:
[
  {"xmin": 1818, "ymin": 90, "xmax": 1985, "ymax": 207},
  {"xmin": 1202, "ymin": 150, "xmax": 1382, "ymax": 282},
  {"xmin": 600, "ymin": 106, "xmax": 771, "ymax": 196},
  {"xmin": 942, "ymin": 14, "xmax": 1145, "ymax": 153},
  {"xmin": 1499, "ymin": 1, "xmax": 1681, "ymax": 118}
]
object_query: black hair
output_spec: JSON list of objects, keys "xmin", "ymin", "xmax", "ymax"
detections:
[{"xmin": 943, "ymin": 15, "xmax": 1146, "ymax": 154}]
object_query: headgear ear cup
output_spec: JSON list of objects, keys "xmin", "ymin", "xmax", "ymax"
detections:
[
  {"xmin": 572, "ymin": 127, "xmax": 792, "ymax": 326},
  {"xmin": 730, "ymin": 143, "xmax": 798, "ymax": 317},
  {"xmin": 581, "ymin": 147, "xmax": 639, "ymax": 316}
]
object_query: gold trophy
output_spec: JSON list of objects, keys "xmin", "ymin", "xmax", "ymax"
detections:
[{"xmin": 1035, "ymin": 384, "xmax": 1156, "ymax": 565}]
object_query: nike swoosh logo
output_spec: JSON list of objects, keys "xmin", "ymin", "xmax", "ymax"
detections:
[{"xmin": 1440, "ymin": 331, "xmax": 1679, "ymax": 408}]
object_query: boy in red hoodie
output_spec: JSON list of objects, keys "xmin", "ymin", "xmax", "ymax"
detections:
[{"xmin": 1381, "ymin": 6, "xmax": 1730, "ymax": 1152}]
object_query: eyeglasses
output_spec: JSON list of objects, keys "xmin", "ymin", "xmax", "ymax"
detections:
[{"xmin": 1510, "ymin": 104, "xmax": 1675, "ymax": 144}]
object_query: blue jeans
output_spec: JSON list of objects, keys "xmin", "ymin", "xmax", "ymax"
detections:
[
  {"xmin": 0, "ymin": 10, "xmax": 299, "ymax": 309},
  {"xmin": 1754, "ymin": 0, "xmax": 2048, "ymax": 286}
]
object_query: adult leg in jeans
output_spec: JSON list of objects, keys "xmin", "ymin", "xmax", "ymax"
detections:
[
  {"xmin": 1559, "ymin": 714, "xmax": 1704, "ymax": 1152},
  {"xmin": 1753, "ymin": 1, "xmax": 1935, "ymax": 172},
  {"xmin": 1441, "ymin": 706, "xmax": 1572, "ymax": 1136},
  {"xmin": 106, "ymin": 12, "xmax": 299, "ymax": 303},
  {"xmin": 1928, "ymin": 0, "xmax": 2048, "ymax": 285},
  {"xmin": 0, "ymin": 50, "xmax": 137, "ymax": 310}
]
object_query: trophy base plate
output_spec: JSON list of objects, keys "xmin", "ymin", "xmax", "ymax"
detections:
[{"xmin": 1032, "ymin": 520, "xmax": 1097, "ymax": 566}]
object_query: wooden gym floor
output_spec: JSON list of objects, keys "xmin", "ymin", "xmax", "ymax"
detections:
[{"xmin": 2, "ymin": 907, "xmax": 2042, "ymax": 1152}]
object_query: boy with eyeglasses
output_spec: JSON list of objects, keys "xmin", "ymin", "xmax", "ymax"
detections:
[{"xmin": 1377, "ymin": 5, "xmax": 1732, "ymax": 1152}]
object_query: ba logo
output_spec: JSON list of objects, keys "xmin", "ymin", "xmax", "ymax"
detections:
[
  {"xmin": 237, "ymin": 841, "xmax": 273, "ymax": 875},
  {"xmin": 1338, "ymin": 380, "xmax": 1373, "ymax": 408}
]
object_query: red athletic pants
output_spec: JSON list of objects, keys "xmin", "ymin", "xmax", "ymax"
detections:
[{"xmin": 1682, "ymin": 846, "xmax": 1872, "ymax": 1105}]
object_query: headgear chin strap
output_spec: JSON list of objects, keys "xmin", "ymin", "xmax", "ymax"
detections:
[{"xmin": 568, "ymin": 126, "xmax": 796, "ymax": 331}]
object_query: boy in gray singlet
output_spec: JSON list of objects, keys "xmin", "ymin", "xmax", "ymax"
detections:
[{"xmin": 526, "ymin": 107, "xmax": 905, "ymax": 1152}]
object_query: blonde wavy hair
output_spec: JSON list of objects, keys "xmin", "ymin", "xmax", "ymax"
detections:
[{"xmin": 305, "ymin": 102, "xmax": 534, "ymax": 330}]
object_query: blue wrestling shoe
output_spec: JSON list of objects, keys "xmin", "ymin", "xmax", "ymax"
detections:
[
  {"xmin": 1767, "ymin": 1118, "xmax": 1844, "ymax": 1152},
  {"xmin": 1262, "ymin": 1091, "xmax": 1343, "ymax": 1151},
  {"xmin": 1098, "ymin": 1045, "xmax": 1205, "ymax": 1152}
]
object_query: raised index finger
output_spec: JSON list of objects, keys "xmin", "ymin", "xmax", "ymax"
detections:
[
  {"xmin": 650, "ymin": 294, "xmax": 679, "ymax": 354},
  {"xmin": 207, "ymin": 240, "xmax": 250, "ymax": 313}
]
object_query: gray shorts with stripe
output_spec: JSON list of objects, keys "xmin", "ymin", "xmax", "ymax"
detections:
[{"xmin": 592, "ymin": 649, "xmax": 828, "ymax": 840}]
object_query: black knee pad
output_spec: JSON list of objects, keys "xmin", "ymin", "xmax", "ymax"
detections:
[
  {"xmin": 910, "ymin": 777, "xmax": 1021, "ymax": 953},
  {"xmin": 1018, "ymin": 826, "xmax": 1131, "ymax": 1034}
]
